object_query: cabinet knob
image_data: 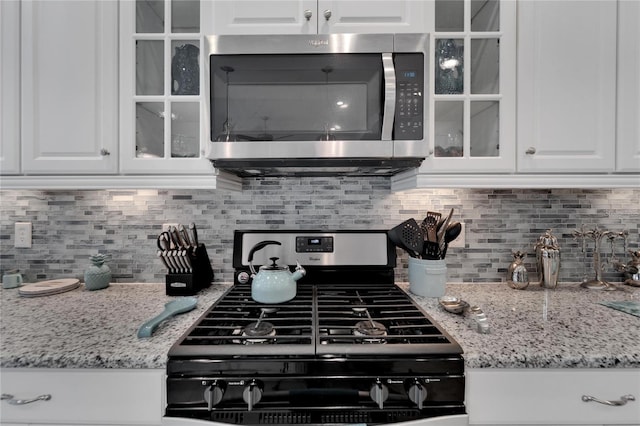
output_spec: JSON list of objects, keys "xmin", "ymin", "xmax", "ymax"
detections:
[
  {"xmin": 525, "ymin": 147, "xmax": 536, "ymax": 155},
  {"xmin": 100, "ymin": 148, "xmax": 111, "ymax": 156},
  {"xmin": 323, "ymin": 9, "xmax": 332, "ymax": 20},
  {"xmin": 582, "ymin": 394, "xmax": 635, "ymax": 407},
  {"xmin": 303, "ymin": 9, "xmax": 312, "ymax": 21},
  {"xmin": 1, "ymin": 393, "xmax": 52, "ymax": 405}
]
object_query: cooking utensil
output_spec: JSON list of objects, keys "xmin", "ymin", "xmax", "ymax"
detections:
[
  {"xmin": 437, "ymin": 208, "xmax": 455, "ymax": 253},
  {"xmin": 173, "ymin": 250, "xmax": 187, "ymax": 273},
  {"xmin": 18, "ymin": 279, "xmax": 80, "ymax": 297},
  {"xmin": 439, "ymin": 296, "xmax": 470, "ymax": 314},
  {"xmin": 388, "ymin": 219, "xmax": 423, "ymax": 258},
  {"xmin": 157, "ymin": 250, "xmax": 172, "ymax": 272},
  {"xmin": 439, "ymin": 221, "xmax": 462, "ymax": 259},
  {"xmin": 178, "ymin": 224, "xmax": 192, "ymax": 248},
  {"xmin": 170, "ymin": 226, "xmax": 188, "ymax": 249},
  {"xmin": 188, "ymin": 223, "xmax": 199, "ymax": 246},
  {"xmin": 157, "ymin": 233, "xmax": 171, "ymax": 251},
  {"xmin": 420, "ymin": 211, "xmax": 441, "ymax": 242},
  {"xmin": 167, "ymin": 250, "xmax": 181, "ymax": 273},
  {"xmin": 249, "ymin": 240, "xmax": 306, "ymax": 303},
  {"xmin": 137, "ymin": 297, "xmax": 198, "ymax": 338}
]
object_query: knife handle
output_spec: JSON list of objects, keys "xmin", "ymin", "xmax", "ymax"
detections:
[
  {"xmin": 178, "ymin": 224, "xmax": 192, "ymax": 247},
  {"xmin": 188, "ymin": 223, "xmax": 199, "ymax": 246}
]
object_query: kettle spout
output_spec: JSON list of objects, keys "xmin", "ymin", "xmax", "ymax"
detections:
[{"xmin": 292, "ymin": 261, "xmax": 306, "ymax": 281}]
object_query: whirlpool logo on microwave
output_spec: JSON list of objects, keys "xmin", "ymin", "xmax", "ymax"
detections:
[{"xmin": 308, "ymin": 39, "xmax": 329, "ymax": 47}]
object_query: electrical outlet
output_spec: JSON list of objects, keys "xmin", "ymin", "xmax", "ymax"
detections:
[
  {"xmin": 448, "ymin": 222, "xmax": 466, "ymax": 248},
  {"xmin": 162, "ymin": 223, "xmax": 179, "ymax": 232},
  {"xmin": 15, "ymin": 222, "xmax": 32, "ymax": 248}
]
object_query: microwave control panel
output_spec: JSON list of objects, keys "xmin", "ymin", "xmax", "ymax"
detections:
[{"xmin": 394, "ymin": 53, "xmax": 424, "ymax": 140}]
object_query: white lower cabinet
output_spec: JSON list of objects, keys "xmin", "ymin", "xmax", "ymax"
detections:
[
  {"xmin": 0, "ymin": 368, "xmax": 165, "ymax": 426},
  {"xmin": 466, "ymin": 368, "xmax": 640, "ymax": 426}
]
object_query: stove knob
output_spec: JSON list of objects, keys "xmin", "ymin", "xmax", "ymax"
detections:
[
  {"xmin": 242, "ymin": 380, "xmax": 263, "ymax": 411},
  {"xmin": 369, "ymin": 379, "xmax": 389, "ymax": 409},
  {"xmin": 237, "ymin": 271, "xmax": 250, "ymax": 284},
  {"xmin": 204, "ymin": 381, "xmax": 226, "ymax": 410},
  {"xmin": 406, "ymin": 379, "xmax": 427, "ymax": 410}
]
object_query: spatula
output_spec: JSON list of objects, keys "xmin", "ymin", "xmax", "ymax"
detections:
[
  {"xmin": 137, "ymin": 297, "xmax": 198, "ymax": 338},
  {"xmin": 389, "ymin": 218, "xmax": 424, "ymax": 258},
  {"xmin": 420, "ymin": 211, "xmax": 441, "ymax": 242}
]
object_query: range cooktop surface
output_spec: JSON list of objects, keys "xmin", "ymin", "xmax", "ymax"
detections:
[{"xmin": 168, "ymin": 282, "xmax": 461, "ymax": 358}]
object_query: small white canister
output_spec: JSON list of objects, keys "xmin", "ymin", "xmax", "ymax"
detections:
[{"xmin": 408, "ymin": 257, "xmax": 447, "ymax": 297}]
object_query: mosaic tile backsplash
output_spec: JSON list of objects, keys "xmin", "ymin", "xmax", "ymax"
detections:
[{"xmin": 1, "ymin": 179, "xmax": 638, "ymax": 285}]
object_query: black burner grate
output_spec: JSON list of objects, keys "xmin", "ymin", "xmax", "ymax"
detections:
[
  {"xmin": 169, "ymin": 282, "xmax": 461, "ymax": 358},
  {"xmin": 180, "ymin": 283, "xmax": 314, "ymax": 348}
]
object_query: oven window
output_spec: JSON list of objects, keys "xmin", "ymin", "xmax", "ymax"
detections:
[{"xmin": 210, "ymin": 54, "xmax": 383, "ymax": 142}]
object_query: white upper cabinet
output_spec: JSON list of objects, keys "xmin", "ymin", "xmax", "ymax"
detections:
[
  {"xmin": 616, "ymin": 0, "xmax": 640, "ymax": 172},
  {"xmin": 21, "ymin": 0, "xmax": 118, "ymax": 174},
  {"xmin": 516, "ymin": 0, "xmax": 617, "ymax": 173},
  {"xmin": 203, "ymin": 0, "xmax": 430, "ymax": 35},
  {"xmin": 417, "ymin": 0, "xmax": 516, "ymax": 173},
  {"xmin": 0, "ymin": 0, "xmax": 21, "ymax": 175},
  {"xmin": 119, "ymin": 0, "xmax": 213, "ymax": 174}
]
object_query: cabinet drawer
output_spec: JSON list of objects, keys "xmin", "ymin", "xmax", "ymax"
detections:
[
  {"xmin": 0, "ymin": 368, "xmax": 164, "ymax": 425},
  {"xmin": 467, "ymin": 368, "xmax": 640, "ymax": 425}
]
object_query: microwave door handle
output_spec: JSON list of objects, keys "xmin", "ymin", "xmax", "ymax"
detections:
[{"xmin": 381, "ymin": 53, "xmax": 396, "ymax": 141}]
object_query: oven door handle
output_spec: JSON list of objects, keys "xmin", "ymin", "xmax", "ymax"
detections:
[{"xmin": 381, "ymin": 53, "xmax": 396, "ymax": 141}]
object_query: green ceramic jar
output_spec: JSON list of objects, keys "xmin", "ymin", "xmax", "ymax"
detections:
[{"xmin": 84, "ymin": 254, "xmax": 111, "ymax": 291}]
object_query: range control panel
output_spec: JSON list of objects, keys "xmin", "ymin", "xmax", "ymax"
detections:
[{"xmin": 296, "ymin": 236, "xmax": 334, "ymax": 253}]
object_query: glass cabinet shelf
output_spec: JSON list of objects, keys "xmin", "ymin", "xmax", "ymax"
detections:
[
  {"xmin": 121, "ymin": 0, "xmax": 211, "ymax": 173},
  {"xmin": 424, "ymin": 0, "xmax": 514, "ymax": 172}
]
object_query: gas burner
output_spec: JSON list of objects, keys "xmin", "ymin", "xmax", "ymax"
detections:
[
  {"xmin": 242, "ymin": 321, "xmax": 276, "ymax": 344},
  {"xmin": 239, "ymin": 308, "xmax": 278, "ymax": 344},
  {"xmin": 244, "ymin": 320, "xmax": 275, "ymax": 337},
  {"xmin": 353, "ymin": 320, "xmax": 388, "ymax": 344},
  {"xmin": 351, "ymin": 301, "xmax": 368, "ymax": 316}
]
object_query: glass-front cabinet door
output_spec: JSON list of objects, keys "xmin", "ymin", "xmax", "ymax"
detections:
[
  {"xmin": 419, "ymin": 0, "xmax": 515, "ymax": 173},
  {"xmin": 120, "ymin": 0, "xmax": 212, "ymax": 173}
]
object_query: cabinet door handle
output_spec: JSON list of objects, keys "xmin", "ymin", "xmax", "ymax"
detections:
[
  {"xmin": 525, "ymin": 147, "xmax": 536, "ymax": 155},
  {"xmin": 1, "ymin": 393, "xmax": 52, "ymax": 405},
  {"xmin": 303, "ymin": 9, "xmax": 312, "ymax": 21},
  {"xmin": 323, "ymin": 9, "xmax": 332, "ymax": 20},
  {"xmin": 100, "ymin": 148, "xmax": 111, "ymax": 156},
  {"xmin": 582, "ymin": 394, "xmax": 635, "ymax": 407}
]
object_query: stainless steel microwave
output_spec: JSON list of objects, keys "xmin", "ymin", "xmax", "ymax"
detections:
[{"xmin": 204, "ymin": 33, "xmax": 429, "ymax": 177}]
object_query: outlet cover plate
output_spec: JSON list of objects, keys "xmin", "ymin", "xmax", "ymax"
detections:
[{"xmin": 15, "ymin": 222, "xmax": 32, "ymax": 248}]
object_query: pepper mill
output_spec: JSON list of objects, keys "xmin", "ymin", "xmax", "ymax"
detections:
[{"xmin": 534, "ymin": 229, "xmax": 561, "ymax": 289}]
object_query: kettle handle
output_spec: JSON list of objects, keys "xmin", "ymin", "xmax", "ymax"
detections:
[{"xmin": 248, "ymin": 240, "xmax": 282, "ymax": 275}]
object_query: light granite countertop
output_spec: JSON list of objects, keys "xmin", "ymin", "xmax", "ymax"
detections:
[{"xmin": 1, "ymin": 281, "xmax": 639, "ymax": 369}]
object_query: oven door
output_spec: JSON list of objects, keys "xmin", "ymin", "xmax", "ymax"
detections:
[
  {"xmin": 163, "ymin": 414, "xmax": 469, "ymax": 426},
  {"xmin": 209, "ymin": 52, "xmax": 389, "ymax": 145}
]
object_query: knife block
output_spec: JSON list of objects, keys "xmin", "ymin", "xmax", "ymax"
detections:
[{"xmin": 166, "ymin": 244, "xmax": 214, "ymax": 296}]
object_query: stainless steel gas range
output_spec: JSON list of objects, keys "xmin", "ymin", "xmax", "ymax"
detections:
[{"xmin": 165, "ymin": 230, "xmax": 466, "ymax": 426}]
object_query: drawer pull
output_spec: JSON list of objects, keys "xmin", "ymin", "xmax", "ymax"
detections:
[
  {"xmin": 582, "ymin": 394, "xmax": 635, "ymax": 406},
  {"xmin": 1, "ymin": 393, "xmax": 52, "ymax": 405}
]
